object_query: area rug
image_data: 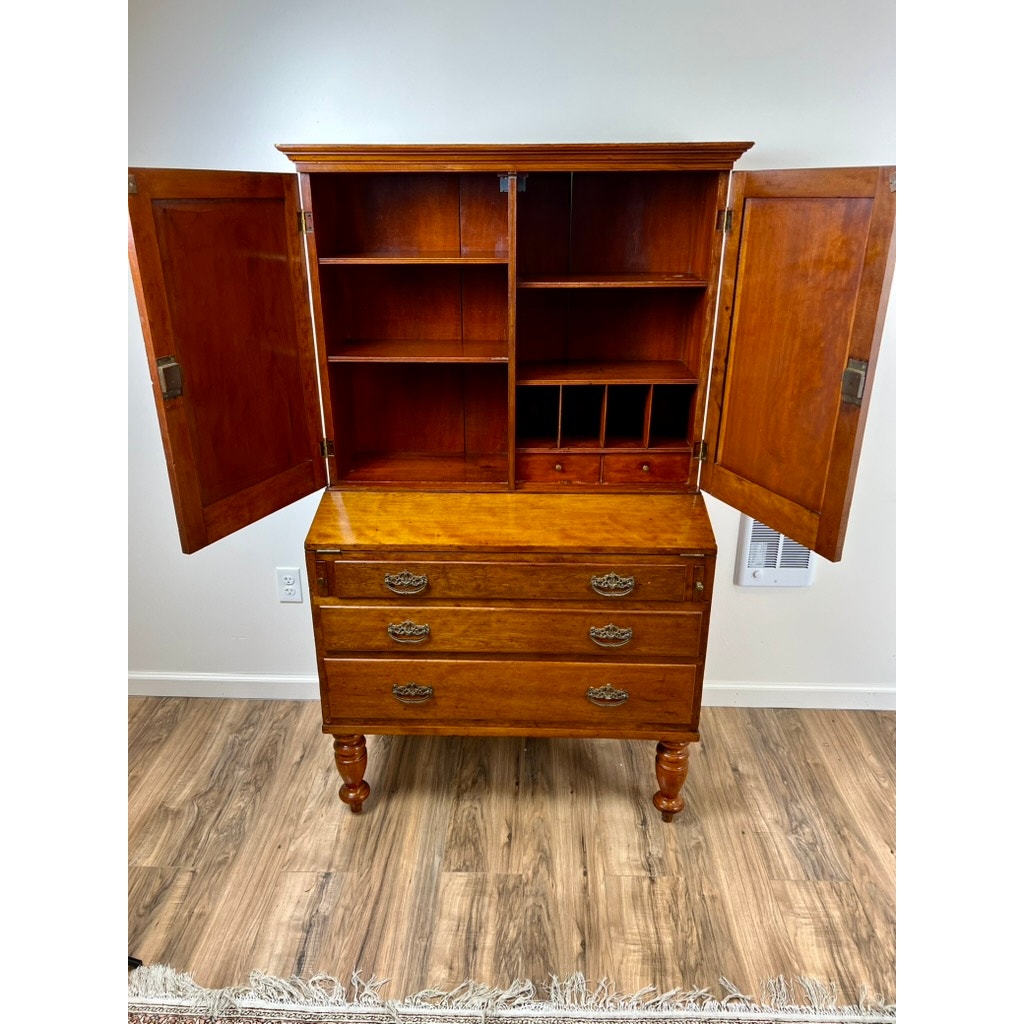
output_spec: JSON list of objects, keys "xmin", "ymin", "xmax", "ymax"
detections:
[{"xmin": 128, "ymin": 967, "xmax": 895, "ymax": 1023}]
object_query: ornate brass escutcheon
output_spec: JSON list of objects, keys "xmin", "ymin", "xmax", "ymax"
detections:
[
  {"xmin": 590, "ymin": 572, "xmax": 636, "ymax": 597},
  {"xmin": 586, "ymin": 683, "xmax": 630, "ymax": 707},
  {"xmin": 384, "ymin": 570, "xmax": 428, "ymax": 595},
  {"xmin": 589, "ymin": 623, "xmax": 633, "ymax": 648},
  {"xmin": 387, "ymin": 620, "xmax": 431, "ymax": 643},
  {"xmin": 392, "ymin": 683, "xmax": 435, "ymax": 704}
]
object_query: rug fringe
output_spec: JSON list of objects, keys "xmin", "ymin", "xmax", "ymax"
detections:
[
  {"xmin": 128, "ymin": 966, "xmax": 895, "ymax": 1022},
  {"xmin": 128, "ymin": 962, "xmax": 897, "ymax": 1019}
]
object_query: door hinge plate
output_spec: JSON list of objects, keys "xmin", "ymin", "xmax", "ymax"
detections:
[
  {"xmin": 320, "ymin": 439, "xmax": 335, "ymax": 458},
  {"xmin": 841, "ymin": 358, "xmax": 869, "ymax": 406},
  {"xmin": 128, "ymin": 173, "xmax": 137, "ymax": 195},
  {"xmin": 695, "ymin": 439, "xmax": 708, "ymax": 462},
  {"xmin": 716, "ymin": 209, "xmax": 733, "ymax": 232},
  {"xmin": 156, "ymin": 356, "xmax": 183, "ymax": 400},
  {"xmin": 498, "ymin": 174, "xmax": 527, "ymax": 193},
  {"xmin": 298, "ymin": 211, "xmax": 313, "ymax": 234}
]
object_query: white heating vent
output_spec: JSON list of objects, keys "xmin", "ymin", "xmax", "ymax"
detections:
[{"xmin": 734, "ymin": 514, "xmax": 816, "ymax": 587}]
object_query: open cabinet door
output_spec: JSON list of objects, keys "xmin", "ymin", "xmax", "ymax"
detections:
[
  {"xmin": 701, "ymin": 166, "xmax": 895, "ymax": 562},
  {"xmin": 129, "ymin": 168, "xmax": 326, "ymax": 553}
]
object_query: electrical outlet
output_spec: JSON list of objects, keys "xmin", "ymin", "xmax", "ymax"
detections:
[{"xmin": 276, "ymin": 567, "xmax": 303, "ymax": 603}]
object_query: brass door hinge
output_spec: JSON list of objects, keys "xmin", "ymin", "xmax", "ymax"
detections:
[
  {"xmin": 716, "ymin": 209, "xmax": 733, "ymax": 232},
  {"xmin": 889, "ymin": 171, "xmax": 896, "ymax": 192},
  {"xmin": 298, "ymin": 211, "xmax": 313, "ymax": 234},
  {"xmin": 156, "ymin": 356, "xmax": 183, "ymax": 400},
  {"xmin": 841, "ymin": 358, "xmax": 869, "ymax": 406},
  {"xmin": 128, "ymin": 173, "xmax": 137, "ymax": 195},
  {"xmin": 498, "ymin": 174, "xmax": 527, "ymax": 193},
  {"xmin": 695, "ymin": 439, "xmax": 708, "ymax": 462},
  {"xmin": 320, "ymin": 438, "xmax": 335, "ymax": 457}
]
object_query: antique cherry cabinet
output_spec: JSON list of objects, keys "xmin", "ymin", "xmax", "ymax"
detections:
[{"xmin": 128, "ymin": 144, "xmax": 895, "ymax": 820}]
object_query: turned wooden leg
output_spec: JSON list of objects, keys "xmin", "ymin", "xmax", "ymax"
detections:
[
  {"xmin": 653, "ymin": 740, "xmax": 690, "ymax": 823},
  {"xmin": 333, "ymin": 734, "xmax": 371, "ymax": 813}
]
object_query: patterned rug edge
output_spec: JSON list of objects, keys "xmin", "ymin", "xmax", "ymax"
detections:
[{"xmin": 127, "ymin": 966, "xmax": 895, "ymax": 1024}]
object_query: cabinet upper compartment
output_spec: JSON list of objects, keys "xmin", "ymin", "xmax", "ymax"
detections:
[
  {"xmin": 309, "ymin": 172, "xmax": 510, "ymax": 261},
  {"xmin": 282, "ymin": 144, "xmax": 753, "ymax": 500}
]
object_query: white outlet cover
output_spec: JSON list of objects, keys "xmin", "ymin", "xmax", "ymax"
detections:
[{"xmin": 276, "ymin": 567, "xmax": 303, "ymax": 602}]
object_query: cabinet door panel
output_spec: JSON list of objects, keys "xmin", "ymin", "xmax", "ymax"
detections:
[
  {"xmin": 703, "ymin": 166, "xmax": 895, "ymax": 561},
  {"xmin": 129, "ymin": 169, "xmax": 325, "ymax": 552}
]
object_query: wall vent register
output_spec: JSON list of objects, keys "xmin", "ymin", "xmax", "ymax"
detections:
[{"xmin": 735, "ymin": 515, "xmax": 815, "ymax": 587}]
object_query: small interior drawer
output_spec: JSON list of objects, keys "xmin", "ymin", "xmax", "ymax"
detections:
[
  {"xmin": 515, "ymin": 452, "xmax": 602, "ymax": 483},
  {"xmin": 601, "ymin": 453, "xmax": 692, "ymax": 484}
]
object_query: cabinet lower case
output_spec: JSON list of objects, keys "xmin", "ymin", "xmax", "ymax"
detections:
[{"xmin": 305, "ymin": 490, "xmax": 716, "ymax": 822}]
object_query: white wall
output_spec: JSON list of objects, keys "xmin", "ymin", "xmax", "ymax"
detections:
[{"xmin": 127, "ymin": 0, "xmax": 898, "ymax": 709}]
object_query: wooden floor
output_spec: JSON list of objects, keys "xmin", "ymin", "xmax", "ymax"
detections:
[{"xmin": 128, "ymin": 697, "xmax": 895, "ymax": 1005}]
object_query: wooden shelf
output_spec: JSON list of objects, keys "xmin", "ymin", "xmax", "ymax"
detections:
[
  {"xmin": 517, "ymin": 273, "xmax": 707, "ymax": 289},
  {"xmin": 322, "ymin": 251, "xmax": 509, "ymax": 265},
  {"xmin": 516, "ymin": 443, "xmax": 691, "ymax": 453},
  {"xmin": 517, "ymin": 361, "xmax": 699, "ymax": 385},
  {"xmin": 334, "ymin": 453, "xmax": 509, "ymax": 485},
  {"xmin": 330, "ymin": 339, "xmax": 509, "ymax": 362}
]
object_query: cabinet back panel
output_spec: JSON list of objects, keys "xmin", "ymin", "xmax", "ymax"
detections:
[
  {"xmin": 604, "ymin": 384, "xmax": 651, "ymax": 447},
  {"xmin": 560, "ymin": 386, "xmax": 605, "ymax": 447},
  {"xmin": 570, "ymin": 173, "xmax": 719, "ymax": 276},
  {"xmin": 517, "ymin": 290, "xmax": 704, "ymax": 367},
  {"xmin": 516, "ymin": 173, "xmax": 573, "ymax": 276},
  {"xmin": 321, "ymin": 265, "xmax": 508, "ymax": 353},
  {"xmin": 459, "ymin": 173, "xmax": 512, "ymax": 255},
  {"xmin": 649, "ymin": 384, "xmax": 694, "ymax": 448},
  {"xmin": 331, "ymin": 364, "xmax": 508, "ymax": 459},
  {"xmin": 516, "ymin": 172, "xmax": 719, "ymax": 276},
  {"xmin": 310, "ymin": 173, "xmax": 509, "ymax": 257},
  {"xmin": 515, "ymin": 386, "xmax": 561, "ymax": 448},
  {"xmin": 150, "ymin": 198, "xmax": 315, "ymax": 506}
]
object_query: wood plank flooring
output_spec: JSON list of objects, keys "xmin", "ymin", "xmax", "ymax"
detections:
[{"xmin": 128, "ymin": 697, "xmax": 895, "ymax": 1005}]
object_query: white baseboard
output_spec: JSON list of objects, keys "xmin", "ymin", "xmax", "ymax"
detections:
[
  {"xmin": 128, "ymin": 672, "xmax": 321, "ymax": 700},
  {"xmin": 701, "ymin": 680, "xmax": 895, "ymax": 711},
  {"xmin": 128, "ymin": 673, "xmax": 895, "ymax": 711}
]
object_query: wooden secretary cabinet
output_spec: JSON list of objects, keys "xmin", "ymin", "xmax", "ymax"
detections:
[{"xmin": 128, "ymin": 144, "xmax": 895, "ymax": 821}]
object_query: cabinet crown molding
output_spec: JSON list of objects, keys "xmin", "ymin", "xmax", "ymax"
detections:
[{"xmin": 275, "ymin": 142, "xmax": 755, "ymax": 173}]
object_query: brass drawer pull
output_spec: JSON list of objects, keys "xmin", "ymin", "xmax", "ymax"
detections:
[
  {"xmin": 590, "ymin": 572, "xmax": 636, "ymax": 597},
  {"xmin": 586, "ymin": 684, "xmax": 630, "ymax": 707},
  {"xmin": 387, "ymin": 620, "xmax": 431, "ymax": 643},
  {"xmin": 384, "ymin": 570, "xmax": 428, "ymax": 595},
  {"xmin": 589, "ymin": 623, "xmax": 633, "ymax": 647},
  {"xmin": 392, "ymin": 683, "xmax": 434, "ymax": 704}
]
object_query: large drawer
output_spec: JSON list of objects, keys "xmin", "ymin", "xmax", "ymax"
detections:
[
  {"xmin": 320, "ymin": 657, "xmax": 699, "ymax": 734},
  {"xmin": 318, "ymin": 558, "xmax": 706, "ymax": 603},
  {"xmin": 318, "ymin": 604, "xmax": 704, "ymax": 657}
]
